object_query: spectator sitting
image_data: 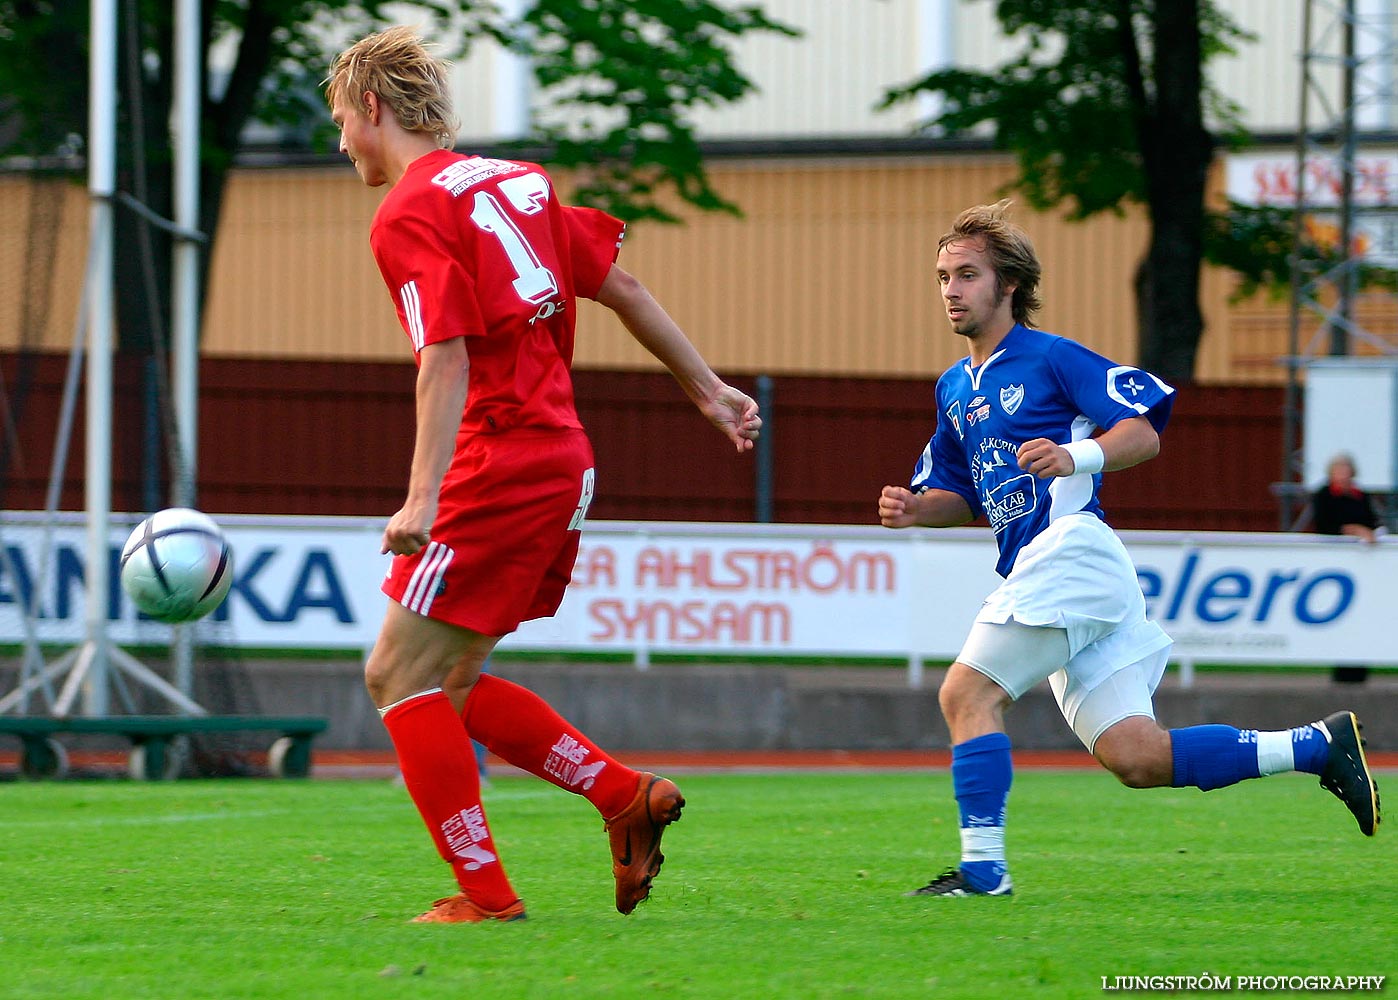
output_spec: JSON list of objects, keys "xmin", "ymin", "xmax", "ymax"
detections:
[
  {"xmin": 1311, "ymin": 452, "xmax": 1382, "ymax": 683},
  {"xmin": 1311, "ymin": 452, "xmax": 1381, "ymax": 544}
]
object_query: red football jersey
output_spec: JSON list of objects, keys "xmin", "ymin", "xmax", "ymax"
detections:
[{"xmin": 370, "ymin": 150, "xmax": 625, "ymax": 434}]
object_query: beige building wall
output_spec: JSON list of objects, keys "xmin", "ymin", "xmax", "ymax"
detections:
[
  {"xmin": 0, "ymin": 157, "xmax": 1357, "ymax": 385},
  {"xmin": 0, "ymin": 176, "xmax": 89, "ymax": 353},
  {"xmin": 391, "ymin": 0, "xmax": 1381, "ymax": 142}
]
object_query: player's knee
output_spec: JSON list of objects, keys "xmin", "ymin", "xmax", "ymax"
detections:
[
  {"xmin": 938, "ymin": 667, "xmax": 1011, "ymax": 742},
  {"xmin": 938, "ymin": 675, "xmax": 980, "ymax": 730},
  {"xmin": 363, "ymin": 640, "xmax": 422, "ymax": 707},
  {"xmin": 937, "ymin": 677, "xmax": 959, "ymax": 720},
  {"xmin": 1095, "ymin": 736, "xmax": 1171, "ymax": 788},
  {"xmin": 363, "ymin": 654, "xmax": 393, "ymax": 705},
  {"xmin": 1092, "ymin": 716, "xmax": 1172, "ymax": 788},
  {"xmin": 1101, "ymin": 753, "xmax": 1158, "ymax": 789},
  {"xmin": 938, "ymin": 665, "xmax": 978, "ymax": 714}
]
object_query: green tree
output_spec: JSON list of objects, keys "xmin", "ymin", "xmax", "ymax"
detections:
[
  {"xmin": 0, "ymin": 0, "xmax": 792, "ymax": 507},
  {"xmin": 0, "ymin": 0, "xmax": 795, "ymax": 356},
  {"xmin": 883, "ymin": 0, "xmax": 1251, "ymax": 382}
]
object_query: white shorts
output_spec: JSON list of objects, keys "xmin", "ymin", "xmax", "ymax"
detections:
[
  {"xmin": 968, "ymin": 513, "xmax": 1173, "ymax": 691},
  {"xmin": 955, "ymin": 513, "xmax": 1174, "ymax": 750},
  {"xmin": 958, "ymin": 619, "xmax": 1168, "ymax": 752},
  {"xmin": 1049, "ymin": 655, "xmax": 1165, "ymax": 752},
  {"xmin": 958, "ymin": 618, "xmax": 1070, "ymax": 700}
]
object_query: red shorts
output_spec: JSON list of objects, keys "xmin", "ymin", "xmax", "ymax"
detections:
[{"xmin": 382, "ymin": 428, "xmax": 595, "ymax": 635}]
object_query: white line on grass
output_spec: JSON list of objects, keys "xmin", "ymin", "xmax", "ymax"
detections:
[{"xmin": 2, "ymin": 784, "xmax": 562, "ymax": 829}]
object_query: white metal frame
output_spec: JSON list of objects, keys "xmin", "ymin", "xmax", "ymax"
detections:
[{"xmin": 2, "ymin": 0, "xmax": 206, "ymax": 718}]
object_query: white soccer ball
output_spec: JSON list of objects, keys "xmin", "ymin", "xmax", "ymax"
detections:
[{"xmin": 119, "ymin": 508, "xmax": 234, "ymax": 624}]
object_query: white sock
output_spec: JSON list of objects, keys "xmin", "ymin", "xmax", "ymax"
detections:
[{"xmin": 1254, "ymin": 729, "xmax": 1296, "ymax": 776}]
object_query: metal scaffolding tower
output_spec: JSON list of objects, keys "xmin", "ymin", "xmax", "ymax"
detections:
[{"xmin": 1280, "ymin": 0, "xmax": 1398, "ymax": 528}]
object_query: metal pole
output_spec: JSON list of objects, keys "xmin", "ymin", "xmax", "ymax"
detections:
[
  {"xmin": 1281, "ymin": 0, "xmax": 1314, "ymax": 529},
  {"xmin": 172, "ymin": 0, "xmax": 199, "ymax": 503},
  {"xmin": 171, "ymin": 0, "xmax": 202, "ymax": 702},
  {"xmin": 83, "ymin": 0, "xmax": 118, "ymax": 716},
  {"xmin": 1331, "ymin": 0, "xmax": 1358, "ymax": 358},
  {"xmin": 754, "ymin": 375, "xmax": 774, "ymax": 523}
]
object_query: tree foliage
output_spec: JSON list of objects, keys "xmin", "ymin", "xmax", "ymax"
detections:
[
  {"xmin": 882, "ymin": 0, "xmax": 1255, "ymax": 381},
  {"xmin": 0, "ymin": 0, "xmax": 792, "ymax": 506},
  {"xmin": 1205, "ymin": 202, "xmax": 1398, "ymax": 302},
  {"xmin": 509, "ymin": 0, "xmax": 797, "ymax": 222},
  {"xmin": 0, "ymin": 0, "xmax": 796, "ymax": 349},
  {"xmin": 884, "ymin": 0, "xmax": 1251, "ymax": 220}
]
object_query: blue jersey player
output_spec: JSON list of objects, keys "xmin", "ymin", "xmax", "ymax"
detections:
[{"xmin": 879, "ymin": 201, "xmax": 1381, "ymax": 897}]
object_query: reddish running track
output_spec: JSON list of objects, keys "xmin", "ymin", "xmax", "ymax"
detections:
[{"xmin": 4, "ymin": 748, "xmax": 1396, "ymax": 778}]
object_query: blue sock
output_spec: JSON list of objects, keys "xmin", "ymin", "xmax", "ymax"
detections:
[
  {"xmin": 1171, "ymin": 723, "xmax": 1331, "ymax": 790},
  {"xmin": 951, "ymin": 732, "xmax": 1013, "ymax": 891},
  {"xmin": 1170, "ymin": 724, "xmax": 1261, "ymax": 790},
  {"xmin": 1281, "ymin": 723, "xmax": 1329, "ymax": 775}
]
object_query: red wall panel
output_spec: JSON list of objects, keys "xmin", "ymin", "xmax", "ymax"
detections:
[{"xmin": 0, "ymin": 353, "xmax": 1288, "ymax": 532}]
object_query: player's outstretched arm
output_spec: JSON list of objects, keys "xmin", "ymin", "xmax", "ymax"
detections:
[
  {"xmin": 594, "ymin": 264, "xmax": 761, "ymax": 452},
  {"xmin": 879, "ymin": 485, "xmax": 974, "ymax": 529}
]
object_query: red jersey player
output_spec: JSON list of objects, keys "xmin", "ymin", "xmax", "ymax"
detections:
[{"xmin": 326, "ymin": 27, "xmax": 761, "ymax": 924}]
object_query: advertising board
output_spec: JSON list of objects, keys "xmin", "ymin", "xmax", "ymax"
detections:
[{"xmin": 1, "ymin": 514, "xmax": 1392, "ymax": 667}]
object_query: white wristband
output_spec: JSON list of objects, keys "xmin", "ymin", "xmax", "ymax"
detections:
[{"xmin": 1062, "ymin": 438, "xmax": 1105, "ymax": 476}]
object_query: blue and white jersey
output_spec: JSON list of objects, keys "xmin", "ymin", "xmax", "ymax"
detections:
[{"xmin": 911, "ymin": 325, "xmax": 1175, "ymax": 578}]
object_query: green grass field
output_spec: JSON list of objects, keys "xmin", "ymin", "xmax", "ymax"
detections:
[{"xmin": 2, "ymin": 771, "xmax": 1391, "ymax": 999}]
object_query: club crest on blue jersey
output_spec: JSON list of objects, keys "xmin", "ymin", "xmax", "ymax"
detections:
[{"xmin": 999, "ymin": 384, "xmax": 1025, "ymax": 414}]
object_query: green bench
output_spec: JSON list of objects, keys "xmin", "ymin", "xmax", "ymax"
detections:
[{"xmin": 0, "ymin": 715, "xmax": 329, "ymax": 780}]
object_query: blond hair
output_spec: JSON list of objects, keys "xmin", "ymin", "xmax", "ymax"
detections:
[
  {"xmin": 326, "ymin": 26, "xmax": 458, "ymax": 148},
  {"xmin": 938, "ymin": 199, "xmax": 1043, "ymax": 326}
]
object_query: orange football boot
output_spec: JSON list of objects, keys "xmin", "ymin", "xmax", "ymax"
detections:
[
  {"xmin": 604, "ymin": 772, "xmax": 685, "ymax": 914},
  {"xmin": 411, "ymin": 894, "xmax": 527, "ymax": 924}
]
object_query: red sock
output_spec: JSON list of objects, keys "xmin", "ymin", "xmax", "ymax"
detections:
[
  {"xmin": 382, "ymin": 689, "xmax": 518, "ymax": 911},
  {"xmin": 463, "ymin": 674, "xmax": 637, "ymax": 818}
]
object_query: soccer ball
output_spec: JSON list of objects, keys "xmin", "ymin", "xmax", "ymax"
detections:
[{"xmin": 119, "ymin": 507, "xmax": 234, "ymax": 624}]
